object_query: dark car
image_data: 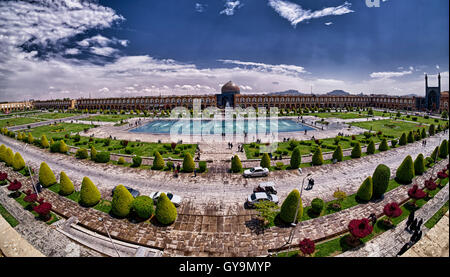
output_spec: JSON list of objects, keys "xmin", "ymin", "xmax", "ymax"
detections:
[{"xmin": 111, "ymin": 186, "xmax": 140, "ymax": 198}]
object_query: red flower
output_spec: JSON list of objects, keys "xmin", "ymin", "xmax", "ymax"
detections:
[
  {"xmin": 24, "ymin": 193, "xmax": 38, "ymax": 203},
  {"xmin": 383, "ymin": 202, "xmax": 403, "ymax": 219},
  {"xmin": 408, "ymin": 185, "xmax": 426, "ymax": 200},
  {"xmin": 299, "ymin": 239, "xmax": 315, "ymax": 255},
  {"xmin": 0, "ymin": 172, "xmax": 8, "ymax": 181},
  {"xmin": 437, "ymin": 171, "xmax": 448, "ymax": 179},
  {"xmin": 424, "ymin": 179, "xmax": 438, "ymax": 191},
  {"xmin": 348, "ymin": 218, "xmax": 373, "ymax": 239},
  {"xmin": 7, "ymin": 180, "xmax": 22, "ymax": 191},
  {"xmin": 33, "ymin": 202, "xmax": 52, "ymax": 216},
  {"xmin": 37, "ymin": 197, "xmax": 45, "ymax": 204}
]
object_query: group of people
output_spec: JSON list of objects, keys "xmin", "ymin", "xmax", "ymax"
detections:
[
  {"xmin": 396, "ymin": 210, "xmax": 424, "ymax": 256},
  {"xmin": 422, "ymin": 140, "xmax": 427, "ymax": 147}
]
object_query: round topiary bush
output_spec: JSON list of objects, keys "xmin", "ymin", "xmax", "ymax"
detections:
[
  {"xmin": 12, "ymin": 152, "xmax": 26, "ymax": 171},
  {"xmin": 75, "ymin": 148, "xmax": 89, "ymax": 159},
  {"xmin": 290, "ymin": 147, "xmax": 301, "ymax": 169},
  {"xmin": 311, "ymin": 198, "xmax": 324, "ymax": 215},
  {"xmin": 332, "ymin": 145, "xmax": 343, "ymax": 162},
  {"xmin": 132, "ymin": 196, "xmax": 154, "ymax": 219},
  {"xmin": 59, "ymin": 171, "xmax": 74, "ymax": 196},
  {"xmin": 198, "ymin": 161, "xmax": 207, "ymax": 173},
  {"xmin": 80, "ymin": 177, "xmax": 101, "ymax": 207},
  {"xmin": 351, "ymin": 142, "xmax": 362, "ymax": 158},
  {"xmin": 372, "ymin": 164, "xmax": 390, "ymax": 199},
  {"xmin": 182, "ymin": 152, "xmax": 195, "ymax": 173},
  {"xmin": 439, "ymin": 139, "xmax": 448, "ymax": 158},
  {"xmin": 312, "ymin": 147, "xmax": 324, "ymax": 166},
  {"xmin": 357, "ymin": 176, "xmax": 373, "ymax": 202},
  {"xmin": 399, "ymin": 133, "xmax": 407, "ymax": 146},
  {"xmin": 155, "ymin": 192, "xmax": 177, "ymax": 225},
  {"xmin": 50, "ymin": 141, "xmax": 61, "ymax": 153},
  {"xmin": 152, "ymin": 151, "xmax": 165, "ymax": 170},
  {"xmin": 379, "ymin": 139, "xmax": 388, "ymax": 151},
  {"xmin": 39, "ymin": 162, "xmax": 56, "ymax": 187},
  {"xmin": 118, "ymin": 157, "xmax": 125, "ymax": 165},
  {"xmin": 131, "ymin": 155, "xmax": 142, "ymax": 167},
  {"xmin": 231, "ymin": 155, "xmax": 242, "ymax": 173},
  {"xmin": 395, "ymin": 155, "xmax": 415, "ymax": 184},
  {"xmin": 111, "ymin": 185, "xmax": 134, "ymax": 218},
  {"xmin": 260, "ymin": 153, "xmax": 271, "ymax": 168},
  {"xmin": 280, "ymin": 189, "xmax": 303, "ymax": 223},
  {"xmin": 414, "ymin": 154, "xmax": 425, "ymax": 176},
  {"xmin": 366, "ymin": 140, "xmax": 375, "ymax": 155}
]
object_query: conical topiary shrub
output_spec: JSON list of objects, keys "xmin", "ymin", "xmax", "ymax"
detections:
[
  {"xmin": 366, "ymin": 140, "xmax": 375, "ymax": 155},
  {"xmin": 351, "ymin": 142, "xmax": 362, "ymax": 158},
  {"xmin": 111, "ymin": 185, "xmax": 134, "ymax": 218},
  {"xmin": 407, "ymin": 131, "xmax": 414, "ymax": 143},
  {"xmin": 12, "ymin": 152, "xmax": 25, "ymax": 171},
  {"xmin": 379, "ymin": 138, "xmax": 388, "ymax": 151},
  {"xmin": 399, "ymin": 133, "xmax": 407, "ymax": 146},
  {"xmin": 0, "ymin": 144, "xmax": 6, "ymax": 162},
  {"xmin": 290, "ymin": 147, "xmax": 301, "ymax": 169},
  {"xmin": 39, "ymin": 162, "xmax": 56, "ymax": 187},
  {"xmin": 59, "ymin": 140, "xmax": 68, "ymax": 153},
  {"xmin": 395, "ymin": 155, "xmax": 415, "ymax": 184},
  {"xmin": 155, "ymin": 192, "xmax": 177, "ymax": 225},
  {"xmin": 356, "ymin": 176, "xmax": 373, "ymax": 202},
  {"xmin": 280, "ymin": 189, "xmax": 303, "ymax": 223},
  {"xmin": 132, "ymin": 196, "xmax": 154, "ymax": 219},
  {"xmin": 332, "ymin": 145, "xmax": 343, "ymax": 162},
  {"xmin": 231, "ymin": 155, "xmax": 242, "ymax": 173},
  {"xmin": 421, "ymin": 128, "xmax": 427, "ymax": 139},
  {"xmin": 414, "ymin": 154, "xmax": 425, "ymax": 176},
  {"xmin": 90, "ymin": 146, "xmax": 97, "ymax": 161},
  {"xmin": 312, "ymin": 147, "xmax": 324, "ymax": 166},
  {"xmin": 4, "ymin": 148, "xmax": 14, "ymax": 167},
  {"xmin": 41, "ymin": 135, "xmax": 50, "ymax": 148},
  {"xmin": 260, "ymin": 153, "xmax": 271, "ymax": 168},
  {"xmin": 80, "ymin": 177, "xmax": 101, "ymax": 207},
  {"xmin": 182, "ymin": 152, "xmax": 195, "ymax": 173},
  {"xmin": 372, "ymin": 164, "xmax": 390, "ymax": 199},
  {"xmin": 59, "ymin": 171, "xmax": 74, "ymax": 196},
  {"xmin": 431, "ymin": 146, "xmax": 439, "ymax": 161},
  {"xmin": 152, "ymin": 151, "xmax": 165, "ymax": 170},
  {"xmin": 27, "ymin": 133, "xmax": 34, "ymax": 144},
  {"xmin": 439, "ymin": 139, "xmax": 448, "ymax": 158},
  {"xmin": 429, "ymin": 124, "xmax": 435, "ymax": 136}
]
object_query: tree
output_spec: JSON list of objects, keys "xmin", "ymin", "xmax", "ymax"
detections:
[
  {"xmin": 312, "ymin": 147, "xmax": 324, "ymax": 166},
  {"xmin": 408, "ymin": 185, "xmax": 426, "ymax": 207},
  {"xmin": 4, "ymin": 148, "xmax": 14, "ymax": 167},
  {"xmin": 290, "ymin": 147, "xmax": 301, "ymax": 169},
  {"xmin": 399, "ymin": 133, "xmax": 407, "ymax": 146},
  {"xmin": 351, "ymin": 142, "xmax": 362, "ymax": 158},
  {"xmin": 429, "ymin": 124, "xmax": 435, "ymax": 136},
  {"xmin": 12, "ymin": 152, "xmax": 26, "ymax": 171},
  {"xmin": 379, "ymin": 138, "xmax": 388, "ymax": 151},
  {"xmin": 348, "ymin": 218, "xmax": 373, "ymax": 245},
  {"xmin": 280, "ymin": 189, "xmax": 303, "ymax": 223},
  {"xmin": 407, "ymin": 131, "xmax": 414, "ymax": 143},
  {"xmin": 260, "ymin": 153, "xmax": 271, "ymax": 168},
  {"xmin": 382, "ymin": 202, "xmax": 402, "ymax": 227},
  {"xmin": 111, "ymin": 185, "xmax": 135, "ymax": 218},
  {"xmin": 182, "ymin": 152, "xmax": 195, "ymax": 172},
  {"xmin": 372, "ymin": 164, "xmax": 390, "ymax": 199},
  {"xmin": 59, "ymin": 171, "xmax": 74, "ymax": 196},
  {"xmin": 332, "ymin": 145, "xmax": 343, "ymax": 162},
  {"xmin": 395, "ymin": 155, "xmax": 415, "ymax": 184},
  {"xmin": 131, "ymin": 155, "xmax": 142, "ymax": 167},
  {"xmin": 38, "ymin": 162, "xmax": 56, "ymax": 187},
  {"xmin": 356, "ymin": 176, "xmax": 373, "ymax": 202},
  {"xmin": 152, "ymin": 151, "xmax": 165, "ymax": 170},
  {"xmin": 439, "ymin": 139, "xmax": 448, "ymax": 158},
  {"xmin": 132, "ymin": 196, "xmax": 154, "ymax": 219},
  {"xmin": 27, "ymin": 133, "xmax": 34, "ymax": 144},
  {"xmin": 59, "ymin": 140, "xmax": 68, "ymax": 153},
  {"xmin": 431, "ymin": 146, "xmax": 439, "ymax": 161},
  {"xmin": 231, "ymin": 155, "xmax": 243, "ymax": 173},
  {"xmin": 155, "ymin": 192, "xmax": 177, "ymax": 225},
  {"xmin": 90, "ymin": 146, "xmax": 97, "ymax": 161},
  {"xmin": 413, "ymin": 154, "xmax": 425, "ymax": 175},
  {"xmin": 366, "ymin": 140, "xmax": 375, "ymax": 155},
  {"xmin": 421, "ymin": 128, "xmax": 427, "ymax": 139},
  {"xmin": 80, "ymin": 177, "xmax": 101, "ymax": 207},
  {"xmin": 0, "ymin": 144, "xmax": 6, "ymax": 162},
  {"xmin": 41, "ymin": 135, "xmax": 50, "ymax": 148}
]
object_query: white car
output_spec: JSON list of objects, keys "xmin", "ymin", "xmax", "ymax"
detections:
[
  {"xmin": 243, "ymin": 167, "xmax": 269, "ymax": 178},
  {"xmin": 149, "ymin": 191, "xmax": 182, "ymax": 207},
  {"xmin": 246, "ymin": 192, "xmax": 279, "ymax": 208}
]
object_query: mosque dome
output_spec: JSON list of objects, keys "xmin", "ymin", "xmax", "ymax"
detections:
[{"xmin": 221, "ymin": 81, "xmax": 240, "ymax": 94}]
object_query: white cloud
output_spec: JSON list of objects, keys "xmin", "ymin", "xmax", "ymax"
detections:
[
  {"xmin": 220, "ymin": 1, "xmax": 243, "ymax": 16},
  {"xmin": 325, "ymin": 22, "xmax": 333, "ymax": 26},
  {"xmin": 90, "ymin": 46, "xmax": 118, "ymax": 57},
  {"xmin": 65, "ymin": 48, "xmax": 81, "ymax": 55},
  {"xmin": 98, "ymin": 87, "xmax": 109, "ymax": 93},
  {"xmin": 195, "ymin": 3, "xmax": 206, "ymax": 13},
  {"xmin": 218, "ymin": 59, "xmax": 307, "ymax": 76},
  {"xmin": 268, "ymin": 0, "xmax": 354, "ymax": 27},
  {"xmin": 370, "ymin": 70, "xmax": 413, "ymax": 79}
]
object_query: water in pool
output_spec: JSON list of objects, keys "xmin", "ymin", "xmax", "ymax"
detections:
[{"xmin": 130, "ymin": 119, "xmax": 314, "ymax": 135}]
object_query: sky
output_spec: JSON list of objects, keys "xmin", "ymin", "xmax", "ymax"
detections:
[{"xmin": 0, "ymin": 0, "xmax": 448, "ymax": 102}]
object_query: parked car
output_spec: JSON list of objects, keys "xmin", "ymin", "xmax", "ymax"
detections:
[
  {"xmin": 149, "ymin": 191, "xmax": 182, "ymax": 207},
  {"xmin": 111, "ymin": 186, "xmax": 140, "ymax": 198},
  {"xmin": 243, "ymin": 167, "xmax": 269, "ymax": 178},
  {"xmin": 246, "ymin": 192, "xmax": 279, "ymax": 208},
  {"xmin": 253, "ymin": 182, "xmax": 277, "ymax": 195}
]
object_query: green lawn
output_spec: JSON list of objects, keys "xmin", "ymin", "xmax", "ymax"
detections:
[
  {"xmin": 25, "ymin": 123, "xmax": 94, "ymax": 139},
  {"xmin": 424, "ymin": 200, "xmax": 449, "ymax": 229},
  {"xmin": 350, "ymin": 119, "xmax": 427, "ymax": 138},
  {"xmin": 0, "ymin": 117, "xmax": 44, "ymax": 128},
  {"xmin": 85, "ymin": 114, "xmax": 140, "ymax": 122},
  {"xmin": 398, "ymin": 115, "xmax": 448, "ymax": 126},
  {"xmin": 33, "ymin": 113, "xmax": 78, "ymax": 120},
  {"xmin": 313, "ymin": 112, "xmax": 370, "ymax": 120},
  {"xmin": 0, "ymin": 202, "xmax": 19, "ymax": 227}
]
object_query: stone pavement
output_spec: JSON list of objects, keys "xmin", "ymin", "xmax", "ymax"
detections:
[{"xmin": 402, "ymin": 211, "xmax": 449, "ymax": 257}]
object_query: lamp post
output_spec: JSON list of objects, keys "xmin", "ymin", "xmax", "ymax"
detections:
[
  {"xmin": 99, "ymin": 217, "xmax": 121, "ymax": 257},
  {"xmin": 286, "ymin": 171, "xmax": 312, "ymax": 254}
]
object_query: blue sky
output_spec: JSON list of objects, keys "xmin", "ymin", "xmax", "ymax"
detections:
[{"xmin": 0, "ymin": 0, "xmax": 448, "ymax": 101}]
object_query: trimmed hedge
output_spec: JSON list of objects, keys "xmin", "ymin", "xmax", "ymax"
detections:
[
  {"xmin": 111, "ymin": 185, "xmax": 135, "ymax": 218},
  {"xmin": 429, "ymin": 124, "xmax": 435, "ymax": 136},
  {"xmin": 39, "ymin": 162, "xmax": 56, "ymax": 188},
  {"xmin": 366, "ymin": 140, "xmax": 375, "ymax": 155},
  {"xmin": 198, "ymin": 161, "xmax": 207, "ymax": 173},
  {"xmin": 357, "ymin": 176, "xmax": 373, "ymax": 202},
  {"xmin": 372, "ymin": 164, "xmax": 390, "ymax": 199},
  {"xmin": 332, "ymin": 145, "xmax": 343, "ymax": 162},
  {"xmin": 80, "ymin": 177, "xmax": 101, "ymax": 207},
  {"xmin": 118, "ymin": 157, "xmax": 125, "ymax": 165},
  {"xmin": 280, "ymin": 189, "xmax": 303, "ymax": 223},
  {"xmin": 260, "ymin": 153, "xmax": 271, "ymax": 168},
  {"xmin": 414, "ymin": 154, "xmax": 425, "ymax": 176},
  {"xmin": 379, "ymin": 139, "xmax": 388, "ymax": 151},
  {"xmin": 59, "ymin": 171, "xmax": 74, "ymax": 196},
  {"xmin": 152, "ymin": 151, "xmax": 165, "ymax": 170},
  {"xmin": 95, "ymin": 151, "xmax": 110, "ymax": 163},
  {"xmin": 439, "ymin": 139, "xmax": 448, "ymax": 158},
  {"xmin": 132, "ymin": 196, "xmax": 154, "ymax": 219},
  {"xmin": 395, "ymin": 155, "xmax": 415, "ymax": 184},
  {"xmin": 41, "ymin": 135, "xmax": 50, "ymax": 148},
  {"xmin": 351, "ymin": 142, "xmax": 362, "ymax": 158},
  {"xmin": 399, "ymin": 133, "xmax": 407, "ymax": 146},
  {"xmin": 231, "ymin": 155, "xmax": 243, "ymax": 173},
  {"xmin": 312, "ymin": 147, "xmax": 324, "ymax": 166},
  {"xmin": 75, "ymin": 148, "xmax": 89, "ymax": 159},
  {"xmin": 407, "ymin": 131, "xmax": 414, "ymax": 143},
  {"xmin": 131, "ymin": 155, "xmax": 142, "ymax": 168},
  {"xmin": 90, "ymin": 146, "xmax": 97, "ymax": 161},
  {"xmin": 12, "ymin": 152, "xmax": 25, "ymax": 171},
  {"xmin": 0, "ymin": 144, "xmax": 6, "ymax": 162},
  {"xmin": 155, "ymin": 192, "xmax": 177, "ymax": 225},
  {"xmin": 311, "ymin": 198, "xmax": 324, "ymax": 214},
  {"xmin": 4, "ymin": 148, "xmax": 13, "ymax": 167},
  {"xmin": 59, "ymin": 140, "xmax": 68, "ymax": 153},
  {"xmin": 290, "ymin": 147, "xmax": 301, "ymax": 169}
]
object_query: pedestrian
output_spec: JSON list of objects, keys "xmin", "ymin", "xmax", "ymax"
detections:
[
  {"xmin": 406, "ymin": 210, "xmax": 415, "ymax": 230},
  {"xmin": 410, "ymin": 218, "xmax": 418, "ymax": 232},
  {"xmin": 194, "ymin": 169, "xmax": 197, "ymax": 177},
  {"xmin": 176, "ymin": 163, "xmax": 181, "ymax": 171},
  {"xmin": 416, "ymin": 218, "xmax": 423, "ymax": 231}
]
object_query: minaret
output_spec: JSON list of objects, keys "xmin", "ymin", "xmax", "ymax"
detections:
[
  {"xmin": 425, "ymin": 74, "xmax": 428, "ymax": 88},
  {"xmin": 438, "ymin": 72, "xmax": 441, "ymax": 92}
]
